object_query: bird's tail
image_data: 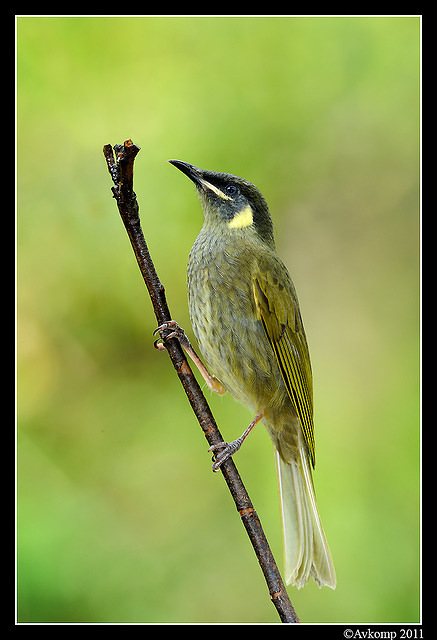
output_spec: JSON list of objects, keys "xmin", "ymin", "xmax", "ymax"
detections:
[{"xmin": 275, "ymin": 434, "xmax": 336, "ymax": 589}]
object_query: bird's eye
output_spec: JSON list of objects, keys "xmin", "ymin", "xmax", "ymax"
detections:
[{"xmin": 225, "ymin": 184, "xmax": 238, "ymax": 196}]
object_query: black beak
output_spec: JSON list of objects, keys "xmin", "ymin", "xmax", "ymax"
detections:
[{"xmin": 168, "ymin": 160, "xmax": 203, "ymax": 186}]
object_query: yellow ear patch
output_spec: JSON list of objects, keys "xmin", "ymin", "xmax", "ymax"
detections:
[{"xmin": 228, "ymin": 205, "xmax": 253, "ymax": 229}]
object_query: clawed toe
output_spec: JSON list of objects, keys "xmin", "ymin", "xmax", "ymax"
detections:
[
  {"xmin": 208, "ymin": 439, "xmax": 243, "ymax": 472},
  {"xmin": 153, "ymin": 320, "xmax": 181, "ymax": 340},
  {"xmin": 207, "ymin": 414, "xmax": 263, "ymax": 472},
  {"xmin": 153, "ymin": 321, "xmax": 188, "ymax": 350}
]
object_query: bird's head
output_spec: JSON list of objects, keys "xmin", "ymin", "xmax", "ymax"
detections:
[{"xmin": 169, "ymin": 160, "xmax": 275, "ymax": 249}]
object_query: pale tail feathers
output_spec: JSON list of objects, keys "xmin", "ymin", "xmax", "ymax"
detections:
[{"xmin": 275, "ymin": 441, "xmax": 336, "ymax": 589}]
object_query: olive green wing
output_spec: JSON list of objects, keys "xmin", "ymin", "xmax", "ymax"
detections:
[{"xmin": 253, "ymin": 268, "xmax": 315, "ymax": 467}]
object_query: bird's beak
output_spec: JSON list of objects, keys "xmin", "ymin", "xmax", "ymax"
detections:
[
  {"xmin": 168, "ymin": 159, "xmax": 231, "ymax": 201},
  {"xmin": 168, "ymin": 160, "xmax": 204, "ymax": 186}
]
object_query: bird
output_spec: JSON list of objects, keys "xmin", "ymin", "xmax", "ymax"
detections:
[{"xmin": 156, "ymin": 159, "xmax": 336, "ymax": 589}]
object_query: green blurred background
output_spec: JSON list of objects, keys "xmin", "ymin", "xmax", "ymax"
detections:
[{"xmin": 17, "ymin": 16, "xmax": 420, "ymax": 623}]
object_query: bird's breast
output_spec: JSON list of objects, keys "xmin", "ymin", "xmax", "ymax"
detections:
[{"xmin": 187, "ymin": 233, "xmax": 287, "ymax": 413}]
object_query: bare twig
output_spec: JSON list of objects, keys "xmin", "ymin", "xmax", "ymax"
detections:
[{"xmin": 103, "ymin": 140, "xmax": 300, "ymax": 623}]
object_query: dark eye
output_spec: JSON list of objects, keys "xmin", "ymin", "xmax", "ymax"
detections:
[{"xmin": 225, "ymin": 184, "xmax": 238, "ymax": 196}]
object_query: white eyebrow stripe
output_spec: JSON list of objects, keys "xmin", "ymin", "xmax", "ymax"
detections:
[{"xmin": 199, "ymin": 178, "xmax": 232, "ymax": 200}]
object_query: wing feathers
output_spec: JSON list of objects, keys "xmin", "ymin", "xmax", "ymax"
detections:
[{"xmin": 253, "ymin": 272, "xmax": 315, "ymax": 466}]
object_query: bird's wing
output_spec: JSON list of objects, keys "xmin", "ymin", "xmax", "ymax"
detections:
[{"xmin": 253, "ymin": 265, "xmax": 315, "ymax": 467}]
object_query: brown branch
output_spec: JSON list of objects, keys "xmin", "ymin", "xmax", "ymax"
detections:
[{"xmin": 103, "ymin": 140, "xmax": 300, "ymax": 624}]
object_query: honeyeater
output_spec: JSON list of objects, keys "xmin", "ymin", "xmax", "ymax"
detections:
[{"xmin": 158, "ymin": 160, "xmax": 336, "ymax": 589}]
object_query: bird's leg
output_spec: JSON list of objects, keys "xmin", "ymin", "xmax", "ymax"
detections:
[
  {"xmin": 154, "ymin": 321, "xmax": 226, "ymax": 395},
  {"xmin": 209, "ymin": 412, "xmax": 264, "ymax": 472}
]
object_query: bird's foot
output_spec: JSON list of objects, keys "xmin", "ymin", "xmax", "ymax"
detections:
[
  {"xmin": 208, "ymin": 437, "xmax": 245, "ymax": 472},
  {"xmin": 153, "ymin": 321, "xmax": 191, "ymax": 351},
  {"xmin": 153, "ymin": 321, "xmax": 226, "ymax": 395},
  {"xmin": 208, "ymin": 412, "xmax": 264, "ymax": 472}
]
